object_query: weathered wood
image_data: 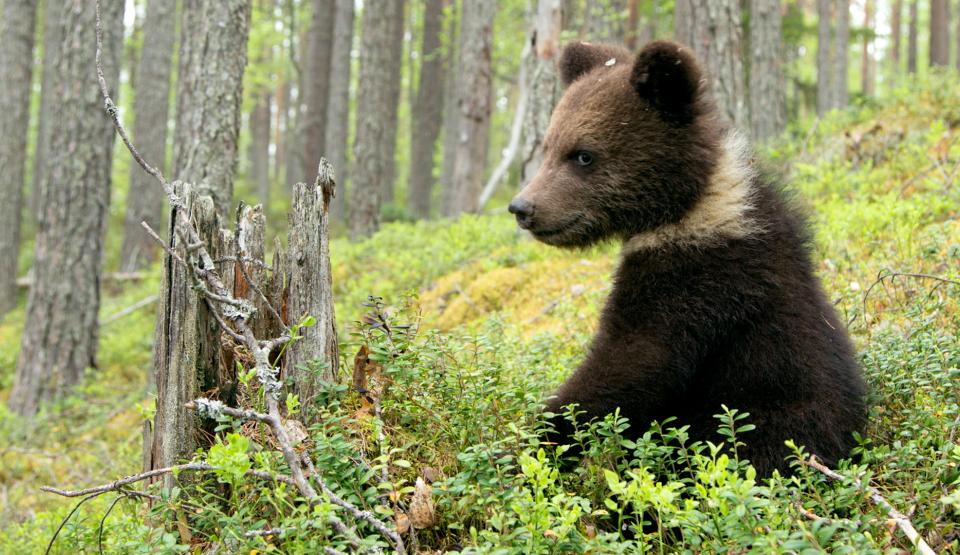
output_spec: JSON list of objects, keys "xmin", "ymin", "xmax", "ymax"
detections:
[
  {"xmin": 285, "ymin": 162, "xmax": 339, "ymax": 413},
  {"xmin": 148, "ymin": 184, "xmax": 232, "ymax": 480}
]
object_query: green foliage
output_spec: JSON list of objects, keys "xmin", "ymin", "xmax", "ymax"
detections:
[{"xmin": 3, "ymin": 59, "xmax": 960, "ymax": 555}]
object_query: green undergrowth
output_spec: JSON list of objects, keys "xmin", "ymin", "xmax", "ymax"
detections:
[{"xmin": 2, "ymin": 74, "xmax": 960, "ymax": 553}]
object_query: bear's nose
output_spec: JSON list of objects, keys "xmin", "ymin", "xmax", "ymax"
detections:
[{"xmin": 508, "ymin": 198, "xmax": 535, "ymax": 228}]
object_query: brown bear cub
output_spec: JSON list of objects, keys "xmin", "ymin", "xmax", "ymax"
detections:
[{"xmin": 509, "ymin": 40, "xmax": 867, "ymax": 476}]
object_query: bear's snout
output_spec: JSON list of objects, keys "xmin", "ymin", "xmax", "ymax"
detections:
[{"xmin": 508, "ymin": 197, "xmax": 535, "ymax": 229}]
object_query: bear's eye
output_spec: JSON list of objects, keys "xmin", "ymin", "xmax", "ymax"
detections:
[{"xmin": 572, "ymin": 151, "xmax": 594, "ymax": 167}]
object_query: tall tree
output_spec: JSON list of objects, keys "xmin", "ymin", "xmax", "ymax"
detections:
[
  {"xmin": 301, "ymin": 0, "xmax": 335, "ymax": 185},
  {"xmin": 118, "ymin": 0, "xmax": 177, "ymax": 272},
  {"xmin": 445, "ymin": 0, "xmax": 495, "ymax": 216},
  {"xmin": 860, "ymin": 0, "xmax": 874, "ymax": 96},
  {"xmin": 325, "ymin": 0, "xmax": 355, "ymax": 221},
  {"xmin": 929, "ymin": 0, "xmax": 950, "ymax": 66},
  {"xmin": 439, "ymin": 0, "xmax": 460, "ymax": 207},
  {"xmin": 833, "ymin": 0, "xmax": 849, "ymax": 109},
  {"xmin": 890, "ymin": 0, "xmax": 902, "ymax": 68},
  {"xmin": 381, "ymin": 1, "xmax": 407, "ymax": 206},
  {"xmin": 408, "ymin": 0, "xmax": 448, "ymax": 219},
  {"xmin": 907, "ymin": 0, "xmax": 918, "ymax": 73},
  {"xmin": 10, "ymin": 0, "xmax": 124, "ymax": 417},
  {"xmin": 350, "ymin": 0, "xmax": 404, "ymax": 238},
  {"xmin": 0, "ymin": 0, "xmax": 38, "ymax": 317},
  {"xmin": 520, "ymin": 0, "xmax": 563, "ymax": 188},
  {"xmin": 817, "ymin": 0, "xmax": 834, "ymax": 114},
  {"xmin": 173, "ymin": 0, "xmax": 251, "ymax": 217},
  {"xmin": 250, "ymin": 93, "xmax": 272, "ymax": 204},
  {"xmin": 30, "ymin": 0, "xmax": 63, "ymax": 222},
  {"xmin": 749, "ymin": 0, "xmax": 786, "ymax": 141},
  {"xmin": 674, "ymin": 0, "xmax": 692, "ymax": 45},
  {"xmin": 686, "ymin": 0, "xmax": 747, "ymax": 128}
]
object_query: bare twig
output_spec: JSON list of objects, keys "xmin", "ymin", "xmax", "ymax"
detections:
[
  {"xmin": 41, "ymin": 462, "xmax": 294, "ymax": 498},
  {"xmin": 101, "ymin": 295, "xmax": 159, "ymax": 325},
  {"xmin": 17, "ymin": 272, "xmax": 145, "ymax": 289},
  {"xmin": 862, "ymin": 269, "xmax": 960, "ymax": 325},
  {"xmin": 804, "ymin": 456, "xmax": 936, "ymax": 555}
]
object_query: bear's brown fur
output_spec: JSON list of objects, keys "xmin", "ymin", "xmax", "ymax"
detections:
[{"xmin": 508, "ymin": 40, "xmax": 866, "ymax": 476}]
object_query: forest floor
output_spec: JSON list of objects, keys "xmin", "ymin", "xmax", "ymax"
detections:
[{"xmin": 1, "ymin": 76, "xmax": 959, "ymax": 553}]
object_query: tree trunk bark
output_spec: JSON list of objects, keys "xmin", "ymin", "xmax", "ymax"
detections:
[
  {"xmin": 118, "ymin": 0, "xmax": 177, "ymax": 273},
  {"xmin": 816, "ymin": 0, "xmax": 833, "ymax": 115},
  {"xmin": 749, "ymin": 0, "xmax": 785, "ymax": 142},
  {"xmin": 30, "ymin": 0, "xmax": 63, "ymax": 224},
  {"xmin": 250, "ymin": 93, "xmax": 272, "ymax": 205},
  {"xmin": 285, "ymin": 168, "xmax": 339, "ymax": 413},
  {"xmin": 147, "ymin": 185, "xmax": 234, "ymax": 478},
  {"xmin": 520, "ymin": 0, "xmax": 563, "ymax": 189},
  {"xmin": 439, "ymin": 0, "xmax": 460, "ymax": 215},
  {"xmin": 0, "ymin": 0, "xmax": 38, "ymax": 317},
  {"xmin": 860, "ymin": 0, "xmax": 873, "ymax": 96},
  {"xmin": 445, "ymin": 0, "xmax": 495, "ymax": 217},
  {"xmin": 10, "ymin": 0, "xmax": 124, "ymax": 417},
  {"xmin": 173, "ymin": 0, "xmax": 251, "ymax": 217},
  {"xmin": 407, "ymin": 0, "xmax": 448, "ymax": 219},
  {"xmin": 325, "ymin": 0, "xmax": 354, "ymax": 222},
  {"xmin": 349, "ymin": 0, "xmax": 404, "ymax": 238},
  {"xmin": 833, "ymin": 0, "xmax": 848, "ymax": 109},
  {"xmin": 890, "ymin": 0, "xmax": 902, "ymax": 68},
  {"xmin": 929, "ymin": 0, "xmax": 950, "ymax": 66},
  {"xmin": 907, "ymin": 1, "xmax": 918, "ymax": 73},
  {"xmin": 687, "ymin": 0, "xmax": 747, "ymax": 128},
  {"xmin": 674, "ymin": 0, "xmax": 692, "ymax": 46},
  {"xmin": 380, "ymin": 0, "xmax": 407, "ymax": 207},
  {"xmin": 301, "ymin": 0, "xmax": 335, "ymax": 186}
]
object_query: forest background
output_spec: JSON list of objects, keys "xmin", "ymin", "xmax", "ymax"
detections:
[{"xmin": 0, "ymin": 0, "xmax": 959, "ymax": 553}]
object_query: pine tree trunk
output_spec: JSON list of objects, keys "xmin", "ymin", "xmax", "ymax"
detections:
[
  {"xmin": 929, "ymin": 0, "xmax": 950, "ymax": 66},
  {"xmin": 833, "ymin": 0, "xmax": 848, "ymax": 109},
  {"xmin": 380, "ymin": 0, "xmax": 407, "ymax": 207},
  {"xmin": 521, "ymin": 0, "xmax": 563, "ymax": 189},
  {"xmin": 446, "ymin": 0, "xmax": 495, "ymax": 216},
  {"xmin": 29, "ymin": 0, "xmax": 63, "ymax": 223},
  {"xmin": 325, "ymin": 0, "xmax": 354, "ymax": 222},
  {"xmin": 687, "ymin": 0, "xmax": 747, "ymax": 128},
  {"xmin": 907, "ymin": 1, "xmax": 918, "ymax": 73},
  {"xmin": 301, "ymin": 0, "xmax": 335, "ymax": 185},
  {"xmin": 274, "ymin": 79, "xmax": 286, "ymax": 183},
  {"xmin": 250, "ymin": 93, "xmax": 272, "ymax": 205},
  {"xmin": 860, "ymin": 0, "xmax": 873, "ymax": 96},
  {"xmin": 0, "ymin": 0, "xmax": 38, "ymax": 317},
  {"xmin": 816, "ymin": 0, "xmax": 833, "ymax": 115},
  {"xmin": 748, "ymin": 0, "xmax": 785, "ymax": 142},
  {"xmin": 408, "ymin": 0, "xmax": 448, "ymax": 219},
  {"xmin": 349, "ymin": 0, "xmax": 404, "ymax": 238},
  {"xmin": 890, "ymin": 0, "xmax": 902, "ymax": 67},
  {"xmin": 439, "ymin": 0, "xmax": 460, "ymax": 214},
  {"xmin": 118, "ymin": 0, "xmax": 177, "ymax": 273},
  {"xmin": 10, "ymin": 0, "xmax": 124, "ymax": 417},
  {"xmin": 674, "ymin": 0, "xmax": 692, "ymax": 45},
  {"xmin": 173, "ymin": 0, "xmax": 251, "ymax": 217}
]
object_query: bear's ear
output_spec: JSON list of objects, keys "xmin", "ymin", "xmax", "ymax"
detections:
[
  {"xmin": 630, "ymin": 41, "xmax": 704, "ymax": 125},
  {"xmin": 558, "ymin": 42, "xmax": 631, "ymax": 86}
]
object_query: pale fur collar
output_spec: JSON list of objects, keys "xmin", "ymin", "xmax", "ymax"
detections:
[{"xmin": 622, "ymin": 132, "xmax": 760, "ymax": 254}]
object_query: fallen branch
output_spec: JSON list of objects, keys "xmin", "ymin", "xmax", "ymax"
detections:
[
  {"xmin": 17, "ymin": 272, "xmax": 145, "ymax": 289},
  {"xmin": 101, "ymin": 295, "xmax": 159, "ymax": 325},
  {"xmin": 804, "ymin": 456, "xmax": 936, "ymax": 555}
]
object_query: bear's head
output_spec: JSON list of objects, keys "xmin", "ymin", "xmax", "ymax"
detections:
[{"xmin": 509, "ymin": 40, "xmax": 743, "ymax": 249}]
